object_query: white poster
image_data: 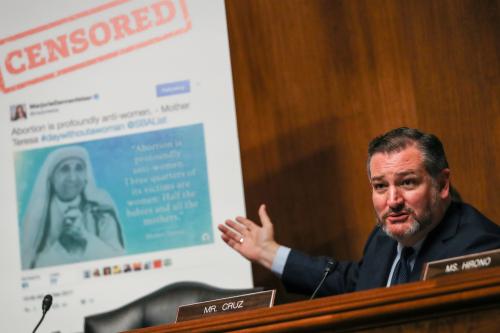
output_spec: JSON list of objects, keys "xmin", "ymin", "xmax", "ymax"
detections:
[{"xmin": 0, "ymin": 1, "xmax": 252, "ymax": 332}]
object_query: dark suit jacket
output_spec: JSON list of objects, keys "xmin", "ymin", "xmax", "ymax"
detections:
[{"xmin": 282, "ymin": 201, "xmax": 500, "ymax": 297}]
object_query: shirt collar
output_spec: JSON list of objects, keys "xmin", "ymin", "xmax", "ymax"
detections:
[{"xmin": 397, "ymin": 237, "xmax": 426, "ymax": 258}]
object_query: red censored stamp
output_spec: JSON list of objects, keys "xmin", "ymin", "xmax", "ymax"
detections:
[{"xmin": 0, "ymin": 0, "xmax": 191, "ymax": 93}]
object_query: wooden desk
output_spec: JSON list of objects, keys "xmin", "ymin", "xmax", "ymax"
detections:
[{"xmin": 126, "ymin": 267, "xmax": 500, "ymax": 332}]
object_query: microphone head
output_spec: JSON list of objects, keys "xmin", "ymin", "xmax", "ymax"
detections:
[
  {"xmin": 325, "ymin": 259, "xmax": 335, "ymax": 272},
  {"xmin": 42, "ymin": 295, "xmax": 53, "ymax": 313}
]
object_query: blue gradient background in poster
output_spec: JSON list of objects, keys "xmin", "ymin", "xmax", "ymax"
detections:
[{"xmin": 15, "ymin": 124, "xmax": 213, "ymax": 266}]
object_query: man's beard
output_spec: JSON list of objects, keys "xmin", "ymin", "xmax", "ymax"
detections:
[{"xmin": 376, "ymin": 192, "xmax": 439, "ymax": 242}]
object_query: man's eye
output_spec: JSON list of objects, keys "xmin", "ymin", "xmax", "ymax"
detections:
[
  {"xmin": 373, "ymin": 183, "xmax": 387, "ymax": 190},
  {"xmin": 402, "ymin": 179, "xmax": 417, "ymax": 187}
]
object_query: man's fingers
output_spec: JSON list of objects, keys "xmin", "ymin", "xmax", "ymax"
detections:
[
  {"xmin": 220, "ymin": 233, "xmax": 233, "ymax": 245},
  {"xmin": 234, "ymin": 216, "xmax": 256, "ymax": 230},
  {"xmin": 226, "ymin": 219, "xmax": 249, "ymax": 234},
  {"xmin": 258, "ymin": 204, "xmax": 272, "ymax": 226},
  {"xmin": 218, "ymin": 223, "xmax": 244, "ymax": 243},
  {"xmin": 220, "ymin": 234, "xmax": 242, "ymax": 251}
]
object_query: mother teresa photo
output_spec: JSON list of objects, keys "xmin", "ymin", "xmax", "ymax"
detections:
[{"xmin": 21, "ymin": 146, "xmax": 125, "ymax": 269}]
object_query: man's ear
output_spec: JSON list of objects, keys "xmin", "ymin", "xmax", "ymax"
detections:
[{"xmin": 438, "ymin": 168, "xmax": 451, "ymax": 199}]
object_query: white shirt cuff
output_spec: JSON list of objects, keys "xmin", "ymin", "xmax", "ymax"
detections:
[{"xmin": 271, "ymin": 246, "xmax": 291, "ymax": 277}]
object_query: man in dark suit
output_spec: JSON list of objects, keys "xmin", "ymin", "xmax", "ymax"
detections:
[{"xmin": 218, "ymin": 127, "xmax": 500, "ymax": 296}]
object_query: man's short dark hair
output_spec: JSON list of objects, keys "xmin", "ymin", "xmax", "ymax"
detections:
[{"xmin": 367, "ymin": 127, "xmax": 449, "ymax": 179}]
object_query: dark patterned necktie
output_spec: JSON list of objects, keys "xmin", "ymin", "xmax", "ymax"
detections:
[{"xmin": 391, "ymin": 247, "xmax": 414, "ymax": 285}]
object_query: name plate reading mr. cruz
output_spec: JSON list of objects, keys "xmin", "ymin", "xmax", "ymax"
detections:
[
  {"xmin": 421, "ymin": 248, "xmax": 500, "ymax": 280},
  {"xmin": 175, "ymin": 290, "xmax": 276, "ymax": 322}
]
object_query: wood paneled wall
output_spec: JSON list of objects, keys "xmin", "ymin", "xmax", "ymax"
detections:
[{"xmin": 224, "ymin": 0, "xmax": 500, "ymax": 302}]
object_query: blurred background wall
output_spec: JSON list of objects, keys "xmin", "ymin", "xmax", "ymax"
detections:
[{"xmin": 225, "ymin": 0, "xmax": 500, "ymax": 303}]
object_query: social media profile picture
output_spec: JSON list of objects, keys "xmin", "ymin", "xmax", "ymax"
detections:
[{"xmin": 10, "ymin": 104, "xmax": 28, "ymax": 121}]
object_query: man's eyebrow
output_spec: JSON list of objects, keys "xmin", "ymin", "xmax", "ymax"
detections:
[
  {"xmin": 395, "ymin": 170, "xmax": 418, "ymax": 177},
  {"xmin": 370, "ymin": 175, "xmax": 385, "ymax": 182},
  {"xmin": 370, "ymin": 170, "xmax": 419, "ymax": 182}
]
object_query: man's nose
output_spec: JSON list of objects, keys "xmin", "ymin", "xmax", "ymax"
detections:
[{"xmin": 387, "ymin": 187, "xmax": 404, "ymax": 208}]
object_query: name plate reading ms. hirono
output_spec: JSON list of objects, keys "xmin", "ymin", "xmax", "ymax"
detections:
[
  {"xmin": 421, "ymin": 248, "xmax": 500, "ymax": 280},
  {"xmin": 175, "ymin": 290, "xmax": 275, "ymax": 322}
]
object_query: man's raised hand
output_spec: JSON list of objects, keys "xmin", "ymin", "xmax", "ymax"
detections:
[{"xmin": 218, "ymin": 204, "xmax": 280, "ymax": 270}]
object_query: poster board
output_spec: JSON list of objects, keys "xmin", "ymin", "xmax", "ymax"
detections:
[{"xmin": 0, "ymin": 1, "xmax": 252, "ymax": 332}]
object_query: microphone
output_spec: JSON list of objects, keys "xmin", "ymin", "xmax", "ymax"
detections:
[
  {"xmin": 310, "ymin": 259, "xmax": 336, "ymax": 300},
  {"xmin": 33, "ymin": 294, "xmax": 53, "ymax": 333},
  {"xmin": 42, "ymin": 295, "xmax": 53, "ymax": 313}
]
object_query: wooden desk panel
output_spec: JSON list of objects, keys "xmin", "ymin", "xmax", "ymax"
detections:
[{"xmin": 126, "ymin": 267, "xmax": 500, "ymax": 332}]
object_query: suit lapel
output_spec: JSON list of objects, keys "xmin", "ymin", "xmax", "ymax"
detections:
[
  {"xmin": 410, "ymin": 202, "xmax": 460, "ymax": 281},
  {"xmin": 357, "ymin": 232, "xmax": 397, "ymax": 290}
]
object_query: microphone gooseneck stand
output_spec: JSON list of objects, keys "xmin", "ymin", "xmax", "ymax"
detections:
[{"xmin": 33, "ymin": 295, "xmax": 53, "ymax": 333}]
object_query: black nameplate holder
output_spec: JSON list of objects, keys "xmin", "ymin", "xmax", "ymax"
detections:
[
  {"xmin": 175, "ymin": 289, "xmax": 275, "ymax": 322},
  {"xmin": 421, "ymin": 248, "xmax": 500, "ymax": 280}
]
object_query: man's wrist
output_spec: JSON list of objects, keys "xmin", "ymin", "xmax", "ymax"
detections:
[{"xmin": 257, "ymin": 242, "xmax": 280, "ymax": 270}]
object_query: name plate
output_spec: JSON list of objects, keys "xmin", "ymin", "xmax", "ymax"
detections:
[
  {"xmin": 175, "ymin": 290, "xmax": 275, "ymax": 322},
  {"xmin": 421, "ymin": 248, "xmax": 500, "ymax": 280}
]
